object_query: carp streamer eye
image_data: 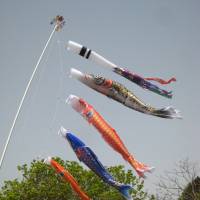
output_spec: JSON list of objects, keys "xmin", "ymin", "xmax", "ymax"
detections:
[{"xmin": 93, "ymin": 75, "xmax": 105, "ymax": 85}]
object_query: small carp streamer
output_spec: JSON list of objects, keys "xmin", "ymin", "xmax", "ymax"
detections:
[
  {"xmin": 66, "ymin": 95, "xmax": 154, "ymax": 178},
  {"xmin": 113, "ymin": 67, "xmax": 175, "ymax": 98},
  {"xmin": 59, "ymin": 127, "xmax": 133, "ymax": 200},
  {"xmin": 70, "ymin": 68, "xmax": 182, "ymax": 119},
  {"xmin": 44, "ymin": 157, "xmax": 91, "ymax": 200},
  {"xmin": 67, "ymin": 41, "xmax": 176, "ymax": 98}
]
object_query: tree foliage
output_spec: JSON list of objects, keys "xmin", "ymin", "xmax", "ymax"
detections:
[
  {"xmin": 179, "ymin": 176, "xmax": 200, "ymax": 200},
  {"xmin": 156, "ymin": 159, "xmax": 200, "ymax": 200},
  {"xmin": 0, "ymin": 158, "xmax": 155, "ymax": 200}
]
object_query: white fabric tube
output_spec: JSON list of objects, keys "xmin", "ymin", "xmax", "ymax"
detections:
[
  {"xmin": 66, "ymin": 94, "xmax": 84, "ymax": 114},
  {"xmin": 70, "ymin": 68, "xmax": 84, "ymax": 80},
  {"xmin": 67, "ymin": 41, "xmax": 118, "ymax": 69},
  {"xmin": 67, "ymin": 41, "xmax": 82, "ymax": 54},
  {"xmin": 58, "ymin": 126, "xmax": 67, "ymax": 138},
  {"xmin": 44, "ymin": 156, "xmax": 52, "ymax": 164}
]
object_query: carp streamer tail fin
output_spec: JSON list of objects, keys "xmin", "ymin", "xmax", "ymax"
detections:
[
  {"xmin": 142, "ymin": 79, "xmax": 173, "ymax": 99},
  {"xmin": 128, "ymin": 157, "xmax": 154, "ymax": 178},
  {"xmin": 135, "ymin": 165, "xmax": 155, "ymax": 178},
  {"xmin": 153, "ymin": 106, "xmax": 182, "ymax": 119},
  {"xmin": 118, "ymin": 185, "xmax": 133, "ymax": 200}
]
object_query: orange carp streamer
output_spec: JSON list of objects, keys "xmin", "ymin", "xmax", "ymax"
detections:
[
  {"xmin": 45, "ymin": 157, "xmax": 91, "ymax": 200},
  {"xmin": 67, "ymin": 95, "xmax": 154, "ymax": 178}
]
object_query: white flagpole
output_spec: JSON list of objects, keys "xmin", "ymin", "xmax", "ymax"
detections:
[{"xmin": 0, "ymin": 24, "xmax": 58, "ymax": 169}]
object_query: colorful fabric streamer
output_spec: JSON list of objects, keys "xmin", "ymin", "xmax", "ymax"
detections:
[
  {"xmin": 59, "ymin": 127, "xmax": 133, "ymax": 200},
  {"xmin": 113, "ymin": 67, "xmax": 174, "ymax": 98},
  {"xmin": 45, "ymin": 157, "xmax": 91, "ymax": 200},
  {"xmin": 66, "ymin": 95, "xmax": 154, "ymax": 178},
  {"xmin": 70, "ymin": 68, "xmax": 181, "ymax": 119},
  {"xmin": 67, "ymin": 40, "xmax": 176, "ymax": 98},
  {"xmin": 145, "ymin": 77, "xmax": 176, "ymax": 85}
]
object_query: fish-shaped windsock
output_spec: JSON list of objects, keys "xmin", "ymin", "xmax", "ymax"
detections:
[
  {"xmin": 67, "ymin": 41, "xmax": 176, "ymax": 99},
  {"xmin": 70, "ymin": 68, "xmax": 181, "ymax": 119},
  {"xmin": 66, "ymin": 95, "xmax": 154, "ymax": 178},
  {"xmin": 44, "ymin": 157, "xmax": 91, "ymax": 200},
  {"xmin": 59, "ymin": 127, "xmax": 133, "ymax": 200}
]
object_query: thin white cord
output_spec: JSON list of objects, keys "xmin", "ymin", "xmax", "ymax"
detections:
[{"xmin": 49, "ymin": 36, "xmax": 65, "ymax": 131}]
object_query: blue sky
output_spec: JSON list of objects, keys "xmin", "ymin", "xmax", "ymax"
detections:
[{"xmin": 0, "ymin": 0, "xmax": 200, "ymax": 193}]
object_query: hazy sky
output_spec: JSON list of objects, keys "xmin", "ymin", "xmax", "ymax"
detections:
[{"xmin": 0, "ymin": 0, "xmax": 200, "ymax": 194}]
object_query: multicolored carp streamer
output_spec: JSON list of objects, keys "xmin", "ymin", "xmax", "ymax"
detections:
[
  {"xmin": 45, "ymin": 157, "xmax": 91, "ymax": 200},
  {"xmin": 50, "ymin": 15, "xmax": 65, "ymax": 31},
  {"xmin": 70, "ymin": 68, "xmax": 181, "ymax": 119},
  {"xmin": 67, "ymin": 41, "xmax": 176, "ymax": 98},
  {"xmin": 113, "ymin": 67, "xmax": 175, "ymax": 98},
  {"xmin": 59, "ymin": 127, "xmax": 133, "ymax": 200},
  {"xmin": 66, "ymin": 95, "xmax": 154, "ymax": 178}
]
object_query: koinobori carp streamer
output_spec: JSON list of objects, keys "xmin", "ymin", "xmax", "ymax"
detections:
[
  {"xmin": 66, "ymin": 95, "xmax": 154, "ymax": 178},
  {"xmin": 44, "ymin": 157, "xmax": 91, "ymax": 200},
  {"xmin": 59, "ymin": 127, "xmax": 133, "ymax": 200},
  {"xmin": 70, "ymin": 68, "xmax": 181, "ymax": 119},
  {"xmin": 67, "ymin": 40, "xmax": 176, "ymax": 98}
]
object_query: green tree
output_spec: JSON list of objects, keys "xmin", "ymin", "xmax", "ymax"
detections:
[
  {"xmin": 0, "ymin": 158, "xmax": 155, "ymax": 200},
  {"xmin": 179, "ymin": 176, "xmax": 200, "ymax": 200},
  {"xmin": 156, "ymin": 159, "xmax": 200, "ymax": 200}
]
